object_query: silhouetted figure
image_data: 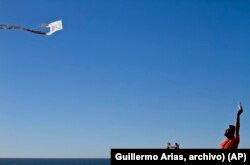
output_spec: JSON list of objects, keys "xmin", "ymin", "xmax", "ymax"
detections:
[
  {"xmin": 166, "ymin": 142, "xmax": 171, "ymax": 149},
  {"xmin": 175, "ymin": 143, "xmax": 180, "ymax": 149},
  {"xmin": 220, "ymin": 103, "xmax": 244, "ymax": 149},
  {"xmin": 166, "ymin": 142, "xmax": 180, "ymax": 149}
]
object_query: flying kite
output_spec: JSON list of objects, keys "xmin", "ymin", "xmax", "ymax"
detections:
[{"xmin": 0, "ymin": 20, "xmax": 63, "ymax": 35}]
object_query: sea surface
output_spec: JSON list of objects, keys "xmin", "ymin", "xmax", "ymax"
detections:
[{"xmin": 0, "ymin": 158, "xmax": 110, "ymax": 165}]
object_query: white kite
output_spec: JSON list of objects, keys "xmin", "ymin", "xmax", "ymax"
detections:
[
  {"xmin": 42, "ymin": 20, "xmax": 63, "ymax": 35},
  {"xmin": 0, "ymin": 19, "xmax": 63, "ymax": 36}
]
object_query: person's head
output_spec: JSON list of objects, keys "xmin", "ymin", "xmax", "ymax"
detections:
[
  {"xmin": 175, "ymin": 143, "xmax": 180, "ymax": 149},
  {"xmin": 224, "ymin": 125, "xmax": 235, "ymax": 139}
]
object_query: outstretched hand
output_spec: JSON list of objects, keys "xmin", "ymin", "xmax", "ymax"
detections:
[{"xmin": 237, "ymin": 103, "xmax": 243, "ymax": 116}]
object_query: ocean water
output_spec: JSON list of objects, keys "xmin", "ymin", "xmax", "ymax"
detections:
[{"xmin": 0, "ymin": 158, "xmax": 110, "ymax": 165}]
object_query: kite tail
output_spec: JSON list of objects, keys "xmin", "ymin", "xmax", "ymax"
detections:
[
  {"xmin": 0, "ymin": 24, "xmax": 9, "ymax": 29},
  {"xmin": 0, "ymin": 24, "xmax": 7, "ymax": 29},
  {"xmin": 0, "ymin": 24, "xmax": 22, "ymax": 30},
  {"xmin": 22, "ymin": 28, "xmax": 47, "ymax": 35},
  {"xmin": 0, "ymin": 24, "xmax": 47, "ymax": 35}
]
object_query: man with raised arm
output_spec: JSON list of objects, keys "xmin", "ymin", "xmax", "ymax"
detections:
[{"xmin": 220, "ymin": 103, "xmax": 244, "ymax": 149}]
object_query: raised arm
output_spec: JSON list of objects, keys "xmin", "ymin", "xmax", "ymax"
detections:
[{"xmin": 235, "ymin": 103, "xmax": 243, "ymax": 139}]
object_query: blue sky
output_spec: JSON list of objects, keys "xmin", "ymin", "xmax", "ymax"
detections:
[{"xmin": 0, "ymin": 0, "xmax": 249, "ymax": 158}]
